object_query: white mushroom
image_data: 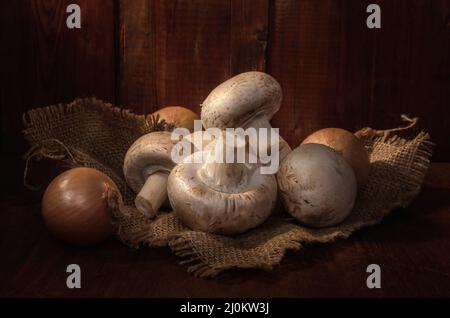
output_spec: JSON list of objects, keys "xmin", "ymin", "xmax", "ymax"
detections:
[
  {"xmin": 124, "ymin": 130, "xmax": 214, "ymax": 217},
  {"xmin": 301, "ymin": 128, "xmax": 370, "ymax": 187},
  {"xmin": 201, "ymin": 71, "xmax": 292, "ymax": 162},
  {"xmin": 123, "ymin": 131, "xmax": 177, "ymax": 217},
  {"xmin": 167, "ymin": 133, "xmax": 277, "ymax": 235},
  {"xmin": 277, "ymin": 143, "xmax": 357, "ymax": 228}
]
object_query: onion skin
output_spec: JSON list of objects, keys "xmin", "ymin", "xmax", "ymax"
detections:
[
  {"xmin": 151, "ymin": 106, "xmax": 199, "ymax": 132},
  {"xmin": 41, "ymin": 167, "xmax": 118, "ymax": 245}
]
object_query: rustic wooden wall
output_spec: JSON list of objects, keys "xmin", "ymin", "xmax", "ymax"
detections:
[
  {"xmin": 269, "ymin": 0, "xmax": 450, "ymax": 160},
  {"xmin": 1, "ymin": 0, "xmax": 449, "ymax": 189},
  {"xmin": 1, "ymin": 0, "xmax": 116, "ymax": 189},
  {"xmin": 118, "ymin": 0, "xmax": 269, "ymax": 114}
]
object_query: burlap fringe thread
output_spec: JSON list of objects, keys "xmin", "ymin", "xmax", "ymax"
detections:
[{"xmin": 22, "ymin": 98, "xmax": 434, "ymax": 278}]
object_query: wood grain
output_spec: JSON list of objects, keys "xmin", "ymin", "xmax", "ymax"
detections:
[
  {"xmin": 118, "ymin": 0, "xmax": 269, "ymax": 115},
  {"xmin": 117, "ymin": 0, "xmax": 156, "ymax": 114},
  {"xmin": 0, "ymin": 0, "xmax": 116, "ymax": 188},
  {"xmin": 119, "ymin": 0, "xmax": 230, "ymax": 115},
  {"xmin": 369, "ymin": 0, "xmax": 450, "ymax": 161},
  {"xmin": 268, "ymin": 0, "xmax": 450, "ymax": 160},
  {"xmin": 269, "ymin": 0, "xmax": 378, "ymax": 148},
  {"xmin": 230, "ymin": 0, "xmax": 269, "ymax": 74}
]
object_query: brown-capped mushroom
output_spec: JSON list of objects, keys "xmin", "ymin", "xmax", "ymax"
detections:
[
  {"xmin": 123, "ymin": 131, "xmax": 177, "ymax": 217},
  {"xmin": 201, "ymin": 71, "xmax": 292, "ymax": 162},
  {"xmin": 152, "ymin": 106, "xmax": 199, "ymax": 132},
  {"xmin": 167, "ymin": 132, "xmax": 277, "ymax": 235},
  {"xmin": 277, "ymin": 143, "xmax": 357, "ymax": 228}
]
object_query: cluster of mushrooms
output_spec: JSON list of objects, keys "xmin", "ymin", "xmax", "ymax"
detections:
[
  {"xmin": 41, "ymin": 71, "xmax": 370, "ymax": 245},
  {"xmin": 123, "ymin": 72, "xmax": 370, "ymax": 235}
]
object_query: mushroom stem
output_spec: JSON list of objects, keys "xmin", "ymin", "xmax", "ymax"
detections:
[
  {"xmin": 201, "ymin": 162, "xmax": 247, "ymax": 192},
  {"xmin": 244, "ymin": 115, "xmax": 292, "ymax": 162},
  {"xmin": 134, "ymin": 172, "xmax": 168, "ymax": 217},
  {"xmin": 246, "ymin": 115, "xmax": 282, "ymax": 163},
  {"xmin": 199, "ymin": 134, "xmax": 249, "ymax": 192},
  {"xmin": 246, "ymin": 115, "xmax": 272, "ymax": 130}
]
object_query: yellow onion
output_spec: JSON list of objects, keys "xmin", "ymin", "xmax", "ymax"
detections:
[{"xmin": 41, "ymin": 167, "xmax": 120, "ymax": 245}]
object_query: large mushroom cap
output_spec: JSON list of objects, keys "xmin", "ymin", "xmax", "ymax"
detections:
[
  {"xmin": 167, "ymin": 161, "xmax": 277, "ymax": 235},
  {"xmin": 123, "ymin": 131, "xmax": 176, "ymax": 194},
  {"xmin": 277, "ymin": 143, "xmax": 357, "ymax": 228},
  {"xmin": 201, "ymin": 71, "xmax": 282, "ymax": 129}
]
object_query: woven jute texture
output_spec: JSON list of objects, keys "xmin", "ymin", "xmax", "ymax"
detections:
[{"xmin": 23, "ymin": 98, "xmax": 434, "ymax": 277}]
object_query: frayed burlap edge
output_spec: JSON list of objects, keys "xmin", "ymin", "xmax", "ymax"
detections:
[{"xmin": 22, "ymin": 97, "xmax": 171, "ymax": 133}]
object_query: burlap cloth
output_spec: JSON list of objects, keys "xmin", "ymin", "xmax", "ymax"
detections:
[{"xmin": 23, "ymin": 97, "xmax": 434, "ymax": 277}]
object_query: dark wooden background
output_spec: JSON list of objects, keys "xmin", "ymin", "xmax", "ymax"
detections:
[{"xmin": 1, "ymin": 0, "xmax": 450, "ymax": 191}]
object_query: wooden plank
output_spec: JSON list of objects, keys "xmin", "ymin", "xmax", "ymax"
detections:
[
  {"xmin": 230, "ymin": 0, "xmax": 269, "ymax": 74},
  {"xmin": 118, "ymin": 0, "xmax": 269, "ymax": 115},
  {"xmin": 26, "ymin": 0, "xmax": 116, "ymax": 105},
  {"xmin": 0, "ymin": 0, "xmax": 116, "ymax": 188},
  {"xmin": 268, "ymin": 0, "xmax": 376, "ymax": 148},
  {"xmin": 119, "ymin": 0, "xmax": 232, "ymax": 115},
  {"xmin": 268, "ymin": 0, "xmax": 450, "ymax": 160},
  {"xmin": 117, "ymin": 0, "xmax": 156, "ymax": 114},
  {"xmin": 153, "ymin": 0, "xmax": 231, "ymax": 115},
  {"xmin": 370, "ymin": 0, "xmax": 450, "ymax": 161}
]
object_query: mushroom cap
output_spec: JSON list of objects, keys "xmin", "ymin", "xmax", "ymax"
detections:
[
  {"xmin": 201, "ymin": 71, "xmax": 282, "ymax": 129},
  {"xmin": 301, "ymin": 128, "xmax": 370, "ymax": 187},
  {"xmin": 170, "ymin": 130, "xmax": 215, "ymax": 165},
  {"xmin": 279, "ymin": 137, "xmax": 293, "ymax": 162},
  {"xmin": 277, "ymin": 143, "xmax": 357, "ymax": 228},
  {"xmin": 185, "ymin": 130, "xmax": 213, "ymax": 153},
  {"xmin": 152, "ymin": 106, "xmax": 199, "ymax": 132},
  {"xmin": 167, "ymin": 162, "xmax": 277, "ymax": 235},
  {"xmin": 123, "ymin": 131, "xmax": 176, "ymax": 194}
]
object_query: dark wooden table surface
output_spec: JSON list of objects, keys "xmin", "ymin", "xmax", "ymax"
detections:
[{"xmin": 1, "ymin": 163, "xmax": 449, "ymax": 298}]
